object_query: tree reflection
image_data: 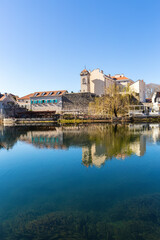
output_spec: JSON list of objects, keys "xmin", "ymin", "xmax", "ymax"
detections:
[{"xmin": 0, "ymin": 124, "xmax": 159, "ymax": 168}]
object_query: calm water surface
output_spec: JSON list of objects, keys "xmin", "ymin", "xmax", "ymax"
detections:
[{"xmin": 0, "ymin": 123, "xmax": 160, "ymax": 240}]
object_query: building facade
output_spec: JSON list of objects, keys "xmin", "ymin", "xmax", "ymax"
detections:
[
  {"xmin": 152, "ymin": 92, "xmax": 160, "ymax": 113},
  {"xmin": 81, "ymin": 69, "xmax": 146, "ymax": 102},
  {"xmin": 17, "ymin": 90, "xmax": 67, "ymax": 113},
  {"xmin": 111, "ymin": 74, "xmax": 134, "ymax": 86},
  {"xmin": 80, "ymin": 68, "xmax": 115, "ymax": 96},
  {"xmin": 129, "ymin": 80, "xmax": 146, "ymax": 103},
  {"xmin": 0, "ymin": 93, "xmax": 17, "ymax": 118}
]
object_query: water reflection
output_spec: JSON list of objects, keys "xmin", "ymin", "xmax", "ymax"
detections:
[
  {"xmin": 0, "ymin": 124, "xmax": 160, "ymax": 167},
  {"xmin": 0, "ymin": 124, "xmax": 160, "ymax": 240}
]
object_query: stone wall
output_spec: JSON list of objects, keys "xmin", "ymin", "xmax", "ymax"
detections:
[{"xmin": 62, "ymin": 92, "xmax": 96, "ymax": 113}]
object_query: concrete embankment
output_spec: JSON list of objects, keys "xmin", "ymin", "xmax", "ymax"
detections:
[
  {"xmin": 2, "ymin": 118, "xmax": 57, "ymax": 126},
  {"xmin": 132, "ymin": 116, "xmax": 160, "ymax": 123},
  {"xmin": 1, "ymin": 115, "xmax": 160, "ymax": 126}
]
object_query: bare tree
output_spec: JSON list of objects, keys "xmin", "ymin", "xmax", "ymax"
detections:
[{"xmin": 89, "ymin": 83, "xmax": 136, "ymax": 118}]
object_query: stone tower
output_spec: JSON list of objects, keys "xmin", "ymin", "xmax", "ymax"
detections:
[{"xmin": 80, "ymin": 69, "xmax": 90, "ymax": 93}]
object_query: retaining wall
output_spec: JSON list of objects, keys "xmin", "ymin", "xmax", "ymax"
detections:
[{"xmin": 62, "ymin": 93, "xmax": 96, "ymax": 113}]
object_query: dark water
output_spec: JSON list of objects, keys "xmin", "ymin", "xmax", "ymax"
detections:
[{"xmin": 0, "ymin": 123, "xmax": 160, "ymax": 240}]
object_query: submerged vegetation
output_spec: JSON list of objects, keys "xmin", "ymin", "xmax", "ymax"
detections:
[
  {"xmin": 1, "ymin": 194, "xmax": 160, "ymax": 240},
  {"xmin": 0, "ymin": 124, "xmax": 160, "ymax": 239}
]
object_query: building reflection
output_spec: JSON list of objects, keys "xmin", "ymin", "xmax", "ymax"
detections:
[
  {"xmin": 19, "ymin": 128, "xmax": 66, "ymax": 150},
  {"xmin": 82, "ymin": 134, "xmax": 146, "ymax": 168},
  {"xmin": 0, "ymin": 124, "xmax": 159, "ymax": 168}
]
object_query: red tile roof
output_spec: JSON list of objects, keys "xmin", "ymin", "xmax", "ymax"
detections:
[
  {"xmin": 111, "ymin": 75, "xmax": 129, "ymax": 80},
  {"xmin": 18, "ymin": 93, "xmax": 34, "ymax": 100},
  {"xmin": 18, "ymin": 90, "xmax": 67, "ymax": 100},
  {"xmin": 0, "ymin": 94, "xmax": 6, "ymax": 101},
  {"xmin": 82, "ymin": 69, "xmax": 87, "ymax": 72}
]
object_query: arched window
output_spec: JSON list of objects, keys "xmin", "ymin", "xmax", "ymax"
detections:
[{"xmin": 82, "ymin": 78, "xmax": 86, "ymax": 84}]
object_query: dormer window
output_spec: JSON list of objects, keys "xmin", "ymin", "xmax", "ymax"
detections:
[
  {"xmin": 41, "ymin": 92, "xmax": 46, "ymax": 96},
  {"xmin": 34, "ymin": 93, "xmax": 39, "ymax": 97},
  {"xmin": 56, "ymin": 91, "xmax": 61, "ymax": 95},
  {"xmin": 49, "ymin": 92, "xmax": 54, "ymax": 95}
]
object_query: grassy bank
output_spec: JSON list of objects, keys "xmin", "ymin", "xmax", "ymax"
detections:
[
  {"xmin": 1, "ymin": 116, "xmax": 160, "ymax": 126},
  {"xmin": 58, "ymin": 118, "xmax": 130, "ymax": 124},
  {"xmin": 59, "ymin": 116, "xmax": 160, "ymax": 124}
]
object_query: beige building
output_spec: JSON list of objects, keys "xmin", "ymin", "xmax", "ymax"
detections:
[
  {"xmin": 129, "ymin": 80, "xmax": 146, "ymax": 103},
  {"xmin": 81, "ymin": 69, "xmax": 146, "ymax": 102},
  {"xmin": 80, "ymin": 68, "xmax": 114, "ymax": 96}
]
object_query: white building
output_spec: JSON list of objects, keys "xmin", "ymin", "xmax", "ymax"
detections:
[
  {"xmin": 81, "ymin": 69, "xmax": 146, "ymax": 103},
  {"xmin": 129, "ymin": 80, "xmax": 146, "ymax": 103},
  {"xmin": 152, "ymin": 92, "xmax": 160, "ymax": 113}
]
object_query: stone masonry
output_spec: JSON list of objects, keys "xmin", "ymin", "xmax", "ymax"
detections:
[{"xmin": 62, "ymin": 92, "xmax": 96, "ymax": 113}]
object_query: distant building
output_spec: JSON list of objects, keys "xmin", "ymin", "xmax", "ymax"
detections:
[{"xmin": 111, "ymin": 74, "xmax": 134, "ymax": 86}]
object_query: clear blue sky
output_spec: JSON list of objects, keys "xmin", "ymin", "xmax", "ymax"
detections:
[{"xmin": 0, "ymin": 0, "xmax": 159, "ymax": 97}]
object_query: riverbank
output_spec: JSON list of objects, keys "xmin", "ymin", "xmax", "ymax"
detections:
[
  {"xmin": 1, "ymin": 115, "xmax": 160, "ymax": 126},
  {"xmin": 131, "ymin": 116, "xmax": 160, "ymax": 123},
  {"xmin": 58, "ymin": 115, "xmax": 160, "ymax": 124}
]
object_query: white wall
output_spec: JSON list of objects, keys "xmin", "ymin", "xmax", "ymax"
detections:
[
  {"xmin": 129, "ymin": 80, "xmax": 146, "ymax": 102},
  {"xmin": 81, "ymin": 75, "xmax": 90, "ymax": 92},
  {"xmin": 18, "ymin": 100, "xmax": 31, "ymax": 110},
  {"xmin": 90, "ymin": 69, "xmax": 105, "ymax": 96},
  {"xmin": 30, "ymin": 96, "xmax": 62, "ymax": 113}
]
